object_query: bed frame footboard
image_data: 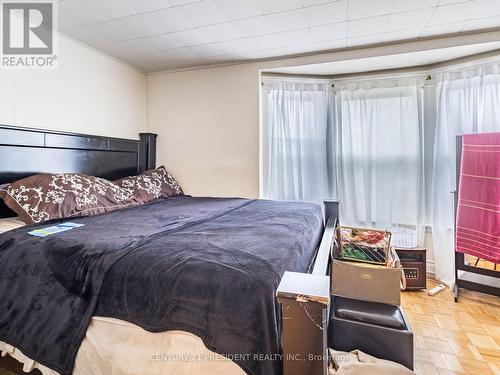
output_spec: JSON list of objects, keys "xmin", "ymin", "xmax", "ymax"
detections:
[{"xmin": 277, "ymin": 200, "xmax": 339, "ymax": 375}]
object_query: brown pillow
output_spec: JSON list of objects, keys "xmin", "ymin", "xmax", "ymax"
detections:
[
  {"xmin": 0, "ymin": 173, "xmax": 140, "ymax": 224},
  {"xmin": 115, "ymin": 166, "xmax": 183, "ymax": 204}
]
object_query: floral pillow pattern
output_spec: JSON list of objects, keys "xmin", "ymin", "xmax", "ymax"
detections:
[
  {"xmin": 0, "ymin": 173, "xmax": 140, "ymax": 224},
  {"xmin": 115, "ymin": 166, "xmax": 183, "ymax": 204}
]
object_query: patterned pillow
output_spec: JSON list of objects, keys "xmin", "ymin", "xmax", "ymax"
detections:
[
  {"xmin": 0, "ymin": 173, "xmax": 140, "ymax": 224},
  {"xmin": 115, "ymin": 166, "xmax": 183, "ymax": 204}
]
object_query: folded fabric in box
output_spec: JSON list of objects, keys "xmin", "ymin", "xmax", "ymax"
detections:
[
  {"xmin": 336, "ymin": 226, "xmax": 392, "ymax": 266},
  {"xmin": 329, "ymin": 349, "xmax": 414, "ymax": 375}
]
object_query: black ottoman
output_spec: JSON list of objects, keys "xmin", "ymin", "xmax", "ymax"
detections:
[{"xmin": 328, "ymin": 296, "xmax": 414, "ymax": 370}]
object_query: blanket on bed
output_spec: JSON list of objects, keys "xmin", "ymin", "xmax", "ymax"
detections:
[{"xmin": 0, "ymin": 196, "xmax": 323, "ymax": 375}]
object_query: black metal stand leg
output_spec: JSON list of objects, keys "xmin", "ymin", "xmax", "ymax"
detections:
[{"xmin": 454, "ymin": 251, "xmax": 460, "ymax": 303}]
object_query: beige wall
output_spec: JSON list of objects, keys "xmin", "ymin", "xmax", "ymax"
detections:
[
  {"xmin": 147, "ymin": 62, "xmax": 262, "ymax": 198},
  {"xmin": 0, "ymin": 35, "xmax": 146, "ymax": 139}
]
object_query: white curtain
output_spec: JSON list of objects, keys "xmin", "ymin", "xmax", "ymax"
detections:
[
  {"xmin": 335, "ymin": 78, "xmax": 425, "ymax": 240},
  {"xmin": 261, "ymin": 80, "xmax": 335, "ymax": 203},
  {"xmin": 261, "ymin": 64, "xmax": 500, "ymax": 286},
  {"xmin": 431, "ymin": 63, "xmax": 500, "ymax": 286}
]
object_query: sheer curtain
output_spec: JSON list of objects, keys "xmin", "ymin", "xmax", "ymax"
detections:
[
  {"xmin": 261, "ymin": 80, "xmax": 335, "ymax": 203},
  {"xmin": 431, "ymin": 63, "xmax": 500, "ymax": 286},
  {"xmin": 261, "ymin": 65, "xmax": 500, "ymax": 286},
  {"xmin": 335, "ymin": 78, "xmax": 425, "ymax": 241}
]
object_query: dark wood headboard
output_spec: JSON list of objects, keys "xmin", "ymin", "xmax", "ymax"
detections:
[{"xmin": 0, "ymin": 125, "xmax": 157, "ymax": 218}]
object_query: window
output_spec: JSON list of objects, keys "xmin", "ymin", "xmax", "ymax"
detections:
[
  {"xmin": 261, "ymin": 61, "xmax": 500, "ymax": 285},
  {"xmin": 334, "ymin": 79, "xmax": 424, "ymax": 235}
]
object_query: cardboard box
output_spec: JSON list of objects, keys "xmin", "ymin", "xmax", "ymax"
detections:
[{"xmin": 331, "ymin": 259, "xmax": 401, "ymax": 306}]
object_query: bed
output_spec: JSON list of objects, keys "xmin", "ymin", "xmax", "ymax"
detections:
[{"xmin": 0, "ymin": 125, "xmax": 337, "ymax": 375}]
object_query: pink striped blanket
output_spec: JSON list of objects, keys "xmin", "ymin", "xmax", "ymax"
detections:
[{"xmin": 456, "ymin": 132, "xmax": 500, "ymax": 264}]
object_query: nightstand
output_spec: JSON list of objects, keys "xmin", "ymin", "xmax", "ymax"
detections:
[{"xmin": 394, "ymin": 247, "xmax": 427, "ymax": 290}]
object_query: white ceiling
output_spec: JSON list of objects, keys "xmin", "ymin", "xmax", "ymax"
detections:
[
  {"xmin": 265, "ymin": 41, "xmax": 500, "ymax": 75},
  {"xmin": 57, "ymin": 0, "xmax": 500, "ymax": 73}
]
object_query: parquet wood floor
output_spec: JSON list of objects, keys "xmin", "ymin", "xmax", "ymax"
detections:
[
  {"xmin": 464, "ymin": 255, "xmax": 498, "ymax": 271},
  {"xmin": 402, "ymin": 279, "xmax": 500, "ymax": 375}
]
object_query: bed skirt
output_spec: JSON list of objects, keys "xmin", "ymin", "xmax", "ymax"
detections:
[{"xmin": 1, "ymin": 317, "xmax": 246, "ymax": 375}]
